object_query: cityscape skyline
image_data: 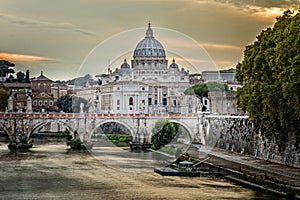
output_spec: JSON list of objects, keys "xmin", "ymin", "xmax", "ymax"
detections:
[{"xmin": 0, "ymin": 0, "xmax": 299, "ymax": 80}]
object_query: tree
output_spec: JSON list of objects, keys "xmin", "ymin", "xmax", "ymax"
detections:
[
  {"xmin": 68, "ymin": 74, "xmax": 97, "ymax": 86},
  {"xmin": 184, "ymin": 82, "xmax": 228, "ymax": 97},
  {"xmin": 0, "ymin": 60, "xmax": 15, "ymax": 79},
  {"xmin": 0, "ymin": 85, "xmax": 9, "ymax": 111},
  {"xmin": 25, "ymin": 70, "xmax": 30, "ymax": 83},
  {"xmin": 235, "ymin": 10, "xmax": 300, "ymax": 151},
  {"xmin": 16, "ymin": 72, "xmax": 25, "ymax": 82},
  {"xmin": 56, "ymin": 95, "xmax": 88, "ymax": 113},
  {"xmin": 184, "ymin": 82, "xmax": 228, "ymax": 111},
  {"xmin": 151, "ymin": 119, "xmax": 177, "ymax": 150}
]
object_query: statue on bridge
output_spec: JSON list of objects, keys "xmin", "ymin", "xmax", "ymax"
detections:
[
  {"xmin": 80, "ymin": 102, "xmax": 84, "ymax": 113},
  {"xmin": 26, "ymin": 96, "xmax": 33, "ymax": 113},
  {"xmin": 7, "ymin": 96, "xmax": 13, "ymax": 112}
]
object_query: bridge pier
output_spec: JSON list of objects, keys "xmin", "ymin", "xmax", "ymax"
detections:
[
  {"xmin": 130, "ymin": 117, "xmax": 152, "ymax": 149},
  {"xmin": 7, "ymin": 118, "xmax": 32, "ymax": 149}
]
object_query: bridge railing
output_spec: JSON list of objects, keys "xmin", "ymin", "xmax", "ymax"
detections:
[{"xmin": 0, "ymin": 112, "xmax": 204, "ymax": 119}]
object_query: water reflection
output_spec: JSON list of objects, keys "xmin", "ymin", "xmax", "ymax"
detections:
[{"xmin": 0, "ymin": 140, "xmax": 278, "ymax": 200}]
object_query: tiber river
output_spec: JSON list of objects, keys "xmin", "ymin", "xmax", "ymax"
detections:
[{"xmin": 0, "ymin": 138, "xmax": 278, "ymax": 200}]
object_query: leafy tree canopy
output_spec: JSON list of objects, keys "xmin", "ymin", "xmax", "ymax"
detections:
[
  {"xmin": 235, "ymin": 10, "xmax": 300, "ymax": 151},
  {"xmin": 151, "ymin": 119, "xmax": 177, "ymax": 150},
  {"xmin": 0, "ymin": 85, "xmax": 9, "ymax": 111},
  {"xmin": 16, "ymin": 72, "xmax": 25, "ymax": 82},
  {"xmin": 68, "ymin": 74, "xmax": 97, "ymax": 86},
  {"xmin": 0, "ymin": 60, "xmax": 15, "ymax": 77},
  {"xmin": 184, "ymin": 82, "xmax": 228, "ymax": 97},
  {"xmin": 56, "ymin": 95, "xmax": 88, "ymax": 113}
]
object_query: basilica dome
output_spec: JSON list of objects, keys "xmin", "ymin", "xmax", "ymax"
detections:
[
  {"xmin": 169, "ymin": 58, "xmax": 179, "ymax": 69},
  {"xmin": 120, "ymin": 59, "xmax": 130, "ymax": 69},
  {"xmin": 133, "ymin": 23, "xmax": 166, "ymax": 59}
]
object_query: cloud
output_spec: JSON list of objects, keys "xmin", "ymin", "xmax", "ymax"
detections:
[
  {"xmin": 201, "ymin": 42, "xmax": 243, "ymax": 51},
  {"xmin": 195, "ymin": 0, "xmax": 299, "ymax": 18},
  {"xmin": 207, "ymin": 0, "xmax": 299, "ymax": 10},
  {"xmin": 0, "ymin": 13, "xmax": 95, "ymax": 36},
  {"xmin": 0, "ymin": 52, "xmax": 57, "ymax": 62}
]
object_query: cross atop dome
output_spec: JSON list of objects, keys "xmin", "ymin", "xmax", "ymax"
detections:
[{"xmin": 145, "ymin": 21, "xmax": 153, "ymax": 38}]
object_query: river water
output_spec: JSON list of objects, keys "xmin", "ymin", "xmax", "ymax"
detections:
[{"xmin": 0, "ymin": 140, "xmax": 278, "ymax": 200}]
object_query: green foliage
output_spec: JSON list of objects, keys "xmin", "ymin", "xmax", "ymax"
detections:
[
  {"xmin": 49, "ymin": 132, "xmax": 69, "ymax": 138},
  {"xmin": 0, "ymin": 60, "xmax": 15, "ymax": 77},
  {"xmin": 151, "ymin": 119, "xmax": 177, "ymax": 150},
  {"xmin": 68, "ymin": 74, "xmax": 97, "ymax": 86},
  {"xmin": 106, "ymin": 134, "xmax": 132, "ymax": 142},
  {"xmin": 0, "ymin": 85, "xmax": 9, "ymax": 111},
  {"xmin": 106, "ymin": 134, "xmax": 132, "ymax": 146},
  {"xmin": 184, "ymin": 82, "xmax": 228, "ymax": 97},
  {"xmin": 69, "ymin": 138, "xmax": 83, "ymax": 149},
  {"xmin": 25, "ymin": 70, "xmax": 30, "ymax": 83},
  {"xmin": 56, "ymin": 95, "xmax": 72, "ymax": 112},
  {"xmin": 16, "ymin": 71, "xmax": 25, "ymax": 82},
  {"xmin": 236, "ymin": 10, "xmax": 300, "ymax": 151},
  {"xmin": 56, "ymin": 94, "xmax": 88, "ymax": 113}
]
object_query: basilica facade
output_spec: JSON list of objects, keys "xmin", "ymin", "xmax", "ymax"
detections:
[{"xmin": 95, "ymin": 23, "xmax": 201, "ymax": 114}]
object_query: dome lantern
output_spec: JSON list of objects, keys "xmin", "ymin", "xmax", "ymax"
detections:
[
  {"xmin": 169, "ymin": 58, "xmax": 179, "ymax": 69},
  {"xmin": 120, "ymin": 58, "xmax": 130, "ymax": 69}
]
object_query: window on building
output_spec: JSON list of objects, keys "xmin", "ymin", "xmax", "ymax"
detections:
[
  {"xmin": 33, "ymin": 101, "xmax": 37, "ymax": 106},
  {"xmin": 148, "ymin": 98, "xmax": 152, "ymax": 105},
  {"xmin": 44, "ymin": 100, "xmax": 48, "ymax": 106},
  {"xmin": 41, "ymin": 93, "xmax": 45, "ymax": 97},
  {"xmin": 173, "ymin": 100, "xmax": 177, "ymax": 106},
  {"xmin": 154, "ymin": 100, "xmax": 158, "ymax": 105},
  {"xmin": 129, "ymin": 97, "xmax": 133, "ymax": 105},
  {"xmin": 129, "ymin": 107, "xmax": 133, "ymax": 110},
  {"xmin": 49, "ymin": 101, "xmax": 53, "ymax": 106},
  {"xmin": 163, "ymin": 98, "xmax": 167, "ymax": 106},
  {"xmin": 39, "ymin": 101, "xmax": 42, "ymax": 106},
  {"xmin": 117, "ymin": 99, "xmax": 120, "ymax": 105}
]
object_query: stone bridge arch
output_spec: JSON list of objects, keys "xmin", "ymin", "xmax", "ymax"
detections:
[
  {"xmin": 89, "ymin": 119, "xmax": 136, "ymax": 140},
  {"xmin": 0, "ymin": 123, "xmax": 13, "ymax": 141},
  {"xmin": 147, "ymin": 118, "xmax": 194, "ymax": 144},
  {"xmin": 167, "ymin": 119, "xmax": 193, "ymax": 143},
  {"xmin": 30, "ymin": 120, "xmax": 75, "ymax": 138}
]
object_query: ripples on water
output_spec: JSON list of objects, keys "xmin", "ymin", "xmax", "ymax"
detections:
[{"xmin": 0, "ymin": 139, "xmax": 278, "ymax": 200}]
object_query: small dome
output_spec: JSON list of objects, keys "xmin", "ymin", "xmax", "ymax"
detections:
[
  {"xmin": 133, "ymin": 22, "xmax": 166, "ymax": 58},
  {"xmin": 169, "ymin": 58, "xmax": 179, "ymax": 69},
  {"xmin": 120, "ymin": 59, "xmax": 130, "ymax": 69}
]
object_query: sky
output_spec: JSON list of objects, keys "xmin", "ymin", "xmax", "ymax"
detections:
[{"xmin": 0, "ymin": 0, "xmax": 299, "ymax": 80}]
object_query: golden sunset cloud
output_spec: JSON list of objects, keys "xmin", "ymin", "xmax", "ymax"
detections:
[{"xmin": 0, "ymin": 53, "xmax": 55, "ymax": 62}]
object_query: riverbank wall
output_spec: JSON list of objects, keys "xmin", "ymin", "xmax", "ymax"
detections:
[{"xmin": 205, "ymin": 117, "xmax": 300, "ymax": 168}]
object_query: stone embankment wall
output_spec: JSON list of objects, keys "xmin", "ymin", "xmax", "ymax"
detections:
[{"xmin": 205, "ymin": 117, "xmax": 300, "ymax": 168}]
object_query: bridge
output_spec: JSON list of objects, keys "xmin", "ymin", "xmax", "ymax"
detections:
[
  {"xmin": 0, "ymin": 112, "xmax": 248, "ymax": 149},
  {"xmin": 2, "ymin": 112, "xmax": 298, "ymax": 168}
]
